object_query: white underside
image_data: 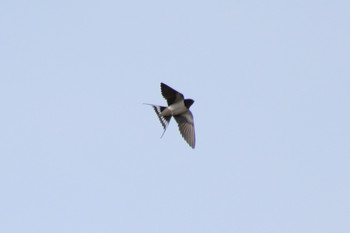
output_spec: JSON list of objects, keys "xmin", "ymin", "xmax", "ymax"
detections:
[{"xmin": 160, "ymin": 101, "xmax": 187, "ymax": 116}]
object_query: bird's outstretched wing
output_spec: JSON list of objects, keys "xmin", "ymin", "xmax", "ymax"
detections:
[
  {"xmin": 161, "ymin": 83, "xmax": 184, "ymax": 105},
  {"xmin": 174, "ymin": 111, "xmax": 195, "ymax": 148}
]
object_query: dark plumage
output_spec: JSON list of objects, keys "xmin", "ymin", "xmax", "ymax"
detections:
[{"xmin": 145, "ymin": 83, "xmax": 196, "ymax": 148}]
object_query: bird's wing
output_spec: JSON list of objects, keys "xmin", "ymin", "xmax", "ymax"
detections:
[
  {"xmin": 161, "ymin": 83, "xmax": 184, "ymax": 105},
  {"xmin": 174, "ymin": 111, "xmax": 195, "ymax": 148}
]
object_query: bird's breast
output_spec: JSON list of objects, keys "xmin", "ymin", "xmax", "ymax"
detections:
[
  {"xmin": 168, "ymin": 101, "xmax": 188, "ymax": 115},
  {"xmin": 160, "ymin": 101, "xmax": 187, "ymax": 116}
]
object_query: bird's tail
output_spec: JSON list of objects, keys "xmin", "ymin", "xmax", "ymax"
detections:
[{"xmin": 143, "ymin": 103, "xmax": 172, "ymax": 137}]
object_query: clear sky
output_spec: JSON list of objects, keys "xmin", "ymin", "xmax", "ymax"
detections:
[{"xmin": 1, "ymin": 1, "xmax": 349, "ymax": 233}]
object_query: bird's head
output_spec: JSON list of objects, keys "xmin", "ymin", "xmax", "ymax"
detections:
[{"xmin": 184, "ymin": 99, "xmax": 194, "ymax": 109}]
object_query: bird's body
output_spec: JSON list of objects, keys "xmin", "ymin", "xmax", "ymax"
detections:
[
  {"xmin": 160, "ymin": 100, "xmax": 187, "ymax": 116},
  {"xmin": 145, "ymin": 83, "xmax": 196, "ymax": 148}
]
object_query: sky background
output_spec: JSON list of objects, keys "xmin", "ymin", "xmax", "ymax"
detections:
[{"xmin": 1, "ymin": 1, "xmax": 349, "ymax": 233}]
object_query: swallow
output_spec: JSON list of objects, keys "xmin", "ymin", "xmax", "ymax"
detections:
[{"xmin": 145, "ymin": 83, "xmax": 195, "ymax": 148}]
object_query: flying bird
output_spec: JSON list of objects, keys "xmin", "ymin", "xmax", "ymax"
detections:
[{"xmin": 145, "ymin": 83, "xmax": 196, "ymax": 148}]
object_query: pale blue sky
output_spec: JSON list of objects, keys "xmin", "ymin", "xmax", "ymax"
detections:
[{"xmin": 1, "ymin": 1, "xmax": 349, "ymax": 233}]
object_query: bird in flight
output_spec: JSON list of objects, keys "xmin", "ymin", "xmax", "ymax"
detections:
[{"xmin": 145, "ymin": 83, "xmax": 196, "ymax": 148}]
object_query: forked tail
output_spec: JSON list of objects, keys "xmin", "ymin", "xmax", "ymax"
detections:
[{"xmin": 143, "ymin": 103, "xmax": 172, "ymax": 137}]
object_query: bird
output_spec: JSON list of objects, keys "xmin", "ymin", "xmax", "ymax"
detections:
[{"xmin": 145, "ymin": 82, "xmax": 196, "ymax": 148}]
